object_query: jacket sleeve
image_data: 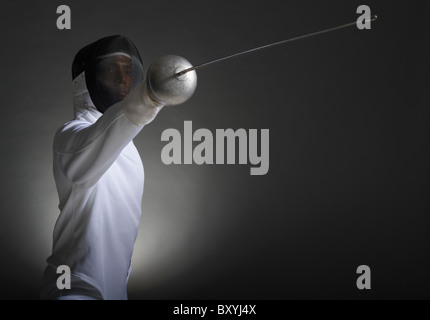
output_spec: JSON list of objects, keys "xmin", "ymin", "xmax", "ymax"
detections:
[{"xmin": 54, "ymin": 102, "xmax": 143, "ymax": 187}]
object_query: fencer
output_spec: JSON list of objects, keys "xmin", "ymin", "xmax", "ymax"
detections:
[{"xmin": 40, "ymin": 35, "xmax": 167, "ymax": 300}]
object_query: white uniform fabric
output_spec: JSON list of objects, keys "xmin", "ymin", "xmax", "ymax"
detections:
[{"xmin": 43, "ymin": 72, "xmax": 146, "ymax": 300}]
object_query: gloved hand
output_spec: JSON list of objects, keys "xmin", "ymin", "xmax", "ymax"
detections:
[{"xmin": 121, "ymin": 80, "xmax": 165, "ymax": 127}]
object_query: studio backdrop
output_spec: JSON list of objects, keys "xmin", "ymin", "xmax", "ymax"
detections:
[{"xmin": 0, "ymin": 0, "xmax": 428, "ymax": 299}]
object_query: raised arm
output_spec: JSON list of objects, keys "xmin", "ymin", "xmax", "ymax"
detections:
[{"xmin": 54, "ymin": 81, "xmax": 164, "ymax": 187}]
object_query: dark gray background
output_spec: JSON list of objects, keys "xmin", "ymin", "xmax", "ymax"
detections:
[{"xmin": 0, "ymin": 0, "xmax": 429, "ymax": 299}]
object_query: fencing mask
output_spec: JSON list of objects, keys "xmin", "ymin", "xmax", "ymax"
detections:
[{"xmin": 72, "ymin": 35, "xmax": 144, "ymax": 113}]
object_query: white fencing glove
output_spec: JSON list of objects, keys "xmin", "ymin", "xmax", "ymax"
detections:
[{"xmin": 121, "ymin": 80, "xmax": 165, "ymax": 127}]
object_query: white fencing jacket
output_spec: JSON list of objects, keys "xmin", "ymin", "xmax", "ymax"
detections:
[{"xmin": 45, "ymin": 73, "xmax": 147, "ymax": 299}]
